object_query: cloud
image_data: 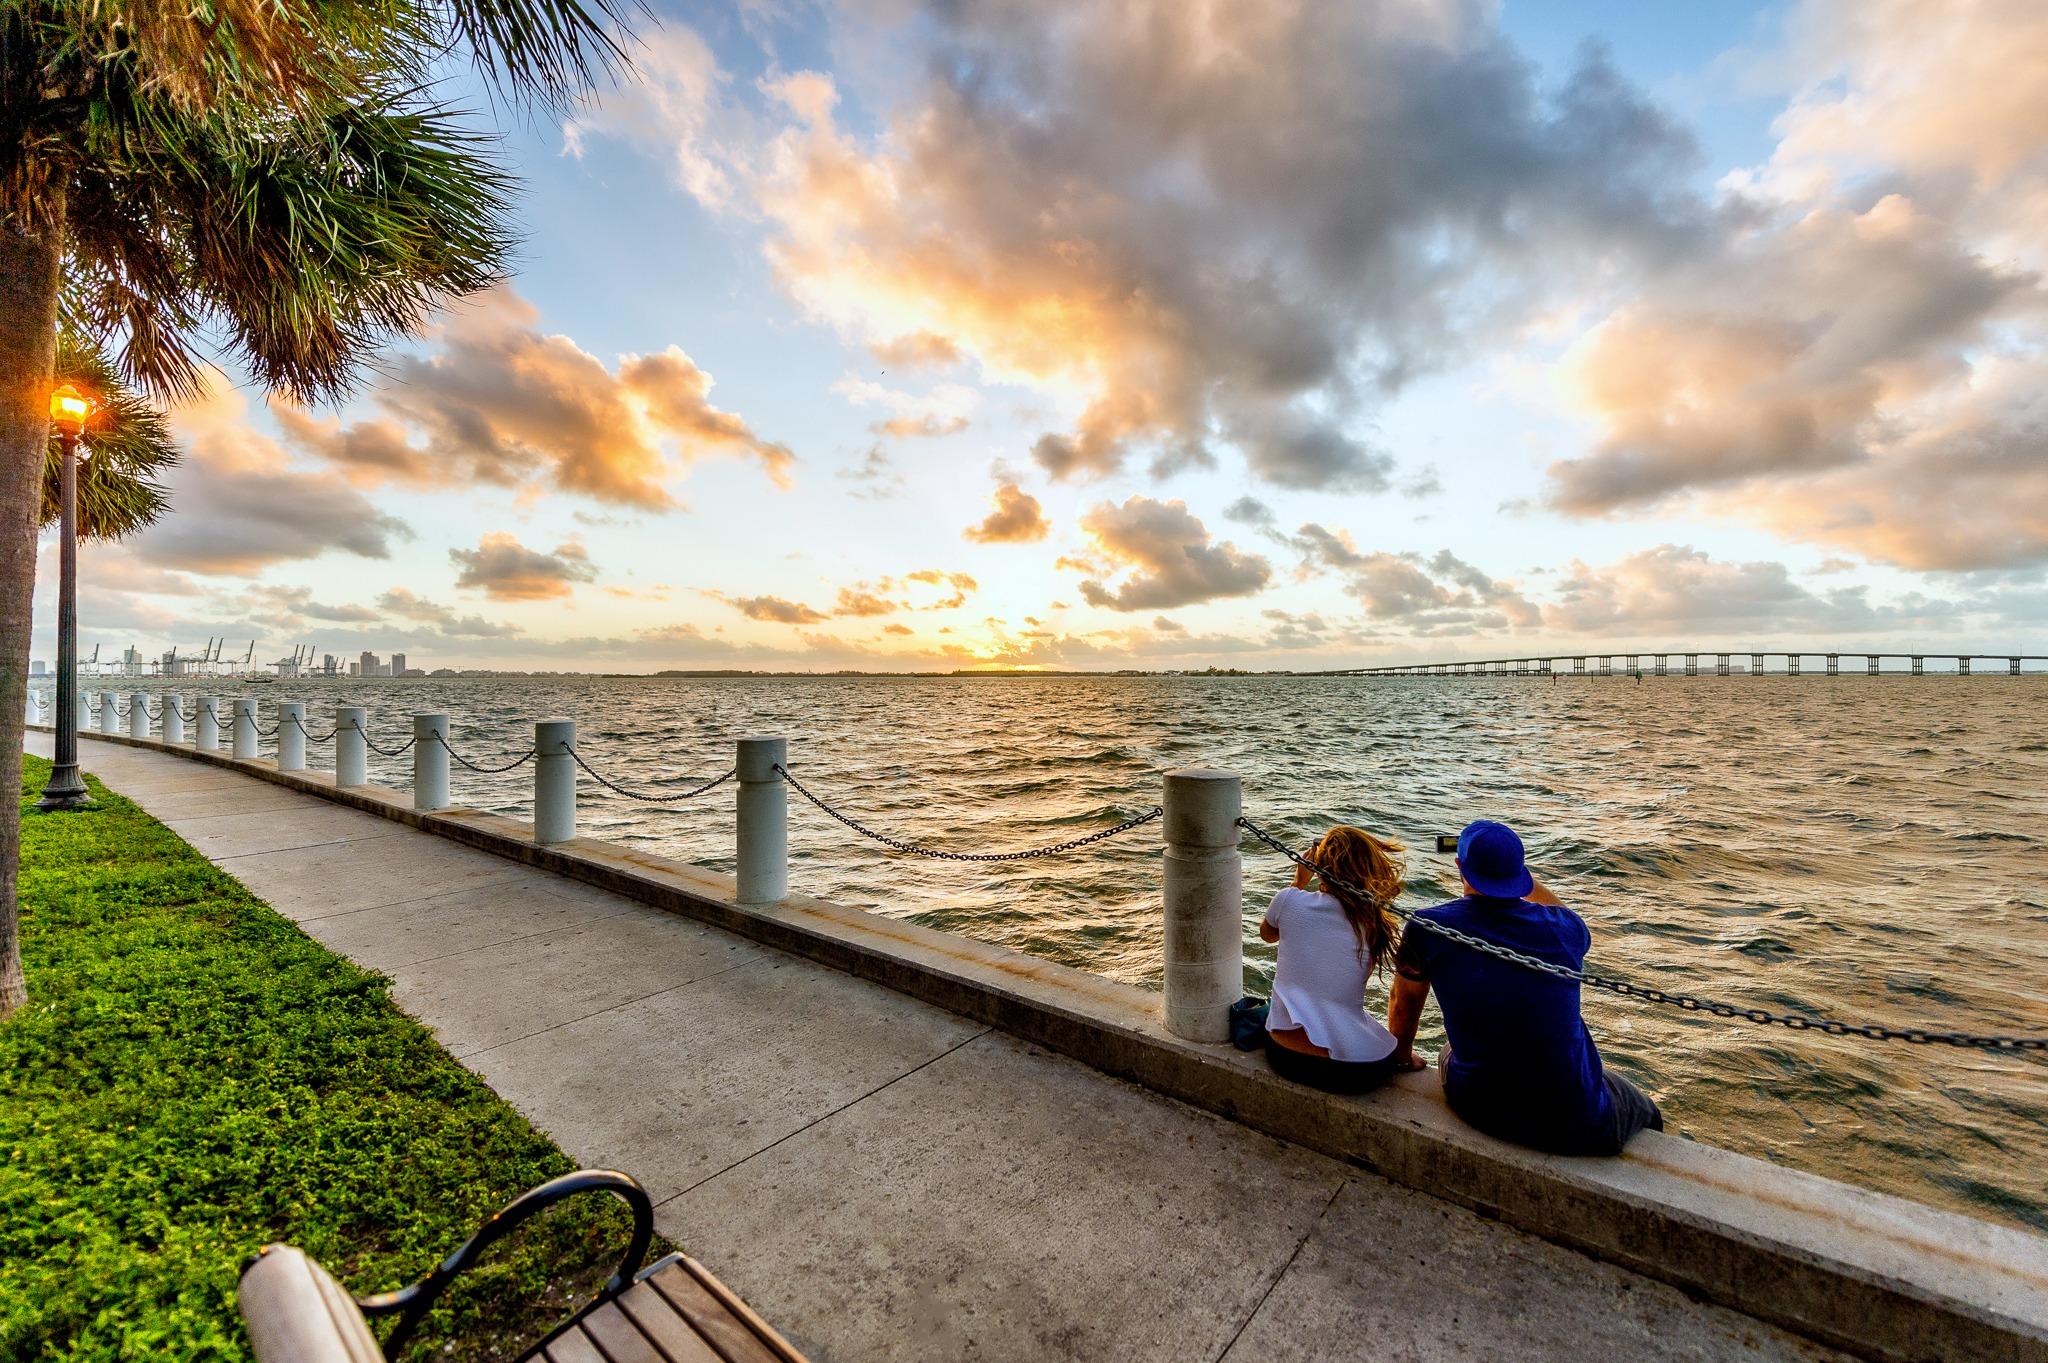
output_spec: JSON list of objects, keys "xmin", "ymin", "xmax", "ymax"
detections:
[
  {"xmin": 449, "ymin": 533, "xmax": 598, "ymax": 601},
  {"xmin": 1539, "ymin": 544, "xmax": 1957, "ymax": 635},
  {"xmin": 281, "ymin": 289, "xmax": 792, "ymax": 508},
  {"xmin": 1287, "ymin": 525, "xmax": 1541, "ymax": 633},
  {"xmin": 832, "ymin": 376, "xmax": 977, "ymax": 439},
  {"xmin": 726, "ymin": 2, "xmax": 1705, "ymax": 491},
  {"xmin": 903, "ymin": 569, "xmax": 977, "ymax": 609},
  {"xmin": 562, "ymin": 25, "xmax": 739, "ymax": 207},
  {"xmin": 619, "ymin": 347, "xmax": 797, "ymax": 486},
  {"xmin": 239, "ymin": 584, "xmax": 381, "ymax": 626},
  {"xmin": 837, "ymin": 444, "xmax": 904, "ymax": 500},
  {"xmin": 963, "ymin": 481, "xmax": 1051, "ymax": 543},
  {"xmin": 1547, "ymin": 195, "xmax": 2032, "ymax": 517},
  {"xmin": 1539, "ymin": 1, "xmax": 2048, "ymax": 568},
  {"xmin": 136, "ymin": 382, "xmax": 411, "ymax": 575},
  {"xmin": 882, "ymin": 622, "xmax": 915, "ymax": 636},
  {"xmin": 716, "ymin": 593, "xmax": 830, "ymax": 624},
  {"xmin": 868, "ymin": 332, "xmax": 963, "ymax": 369},
  {"xmin": 833, "ymin": 586, "xmax": 897, "ymax": 617},
  {"xmin": 1073, "ymin": 497, "xmax": 1271, "ymax": 611},
  {"xmin": 376, "ymin": 588, "xmax": 523, "ymax": 638}
]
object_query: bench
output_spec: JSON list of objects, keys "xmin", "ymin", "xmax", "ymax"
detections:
[{"xmin": 237, "ymin": 1169, "xmax": 808, "ymax": 1363}]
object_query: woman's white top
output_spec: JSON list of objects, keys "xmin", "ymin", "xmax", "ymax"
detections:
[{"xmin": 1264, "ymin": 887, "xmax": 1398, "ymax": 1063}]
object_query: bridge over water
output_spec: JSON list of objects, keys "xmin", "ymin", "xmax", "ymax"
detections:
[{"xmin": 1315, "ymin": 651, "xmax": 2048, "ymax": 677}]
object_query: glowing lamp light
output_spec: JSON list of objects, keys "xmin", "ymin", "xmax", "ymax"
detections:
[{"xmin": 49, "ymin": 383, "xmax": 93, "ymax": 435}]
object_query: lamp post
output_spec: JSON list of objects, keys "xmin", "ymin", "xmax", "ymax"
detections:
[{"xmin": 37, "ymin": 383, "xmax": 94, "ymax": 811}]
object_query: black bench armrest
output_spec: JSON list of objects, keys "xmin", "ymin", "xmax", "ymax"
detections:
[{"xmin": 354, "ymin": 1168, "xmax": 654, "ymax": 1359}]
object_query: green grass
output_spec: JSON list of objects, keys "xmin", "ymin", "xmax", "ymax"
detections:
[{"xmin": 2, "ymin": 757, "xmax": 664, "ymax": 1361}]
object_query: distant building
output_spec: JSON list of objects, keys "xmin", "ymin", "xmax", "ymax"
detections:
[
  {"xmin": 322, "ymin": 654, "xmax": 339, "ymax": 677},
  {"xmin": 360, "ymin": 650, "xmax": 379, "ymax": 678},
  {"xmin": 391, "ymin": 652, "xmax": 407, "ymax": 677},
  {"xmin": 348, "ymin": 661, "xmax": 360, "ymax": 677},
  {"xmin": 121, "ymin": 645, "xmax": 143, "ymax": 675},
  {"xmin": 30, "ymin": 660, "xmax": 46, "ymax": 676}
]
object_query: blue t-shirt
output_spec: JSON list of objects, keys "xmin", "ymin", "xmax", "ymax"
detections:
[{"xmin": 1394, "ymin": 896, "xmax": 1613, "ymax": 1152}]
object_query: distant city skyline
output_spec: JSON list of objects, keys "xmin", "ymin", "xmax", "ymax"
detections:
[{"xmin": 30, "ymin": 0, "xmax": 2048, "ymax": 671}]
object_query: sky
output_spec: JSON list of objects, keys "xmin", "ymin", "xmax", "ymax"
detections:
[{"xmin": 36, "ymin": 0, "xmax": 2048, "ymax": 672}]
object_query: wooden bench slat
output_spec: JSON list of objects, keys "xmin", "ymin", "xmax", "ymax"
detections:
[
  {"xmin": 645, "ymin": 1261, "xmax": 801, "ymax": 1363},
  {"xmin": 541, "ymin": 1325, "xmax": 608, "ymax": 1363},
  {"xmin": 614, "ymin": 1280, "xmax": 726, "ymax": 1363},
  {"xmin": 579, "ymin": 1297, "xmax": 668, "ymax": 1363}
]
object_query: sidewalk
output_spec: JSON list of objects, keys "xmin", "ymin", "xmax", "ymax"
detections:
[{"xmin": 30, "ymin": 733, "xmax": 1853, "ymax": 1363}]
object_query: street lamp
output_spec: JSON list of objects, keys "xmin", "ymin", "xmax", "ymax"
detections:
[{"xmin": 37, "ymin": 382, "xmax": 95, "ymax": 811}]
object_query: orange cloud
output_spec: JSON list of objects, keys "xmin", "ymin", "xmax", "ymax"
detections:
[
  {"xmin": 963, "ymin": 481, "xmax": 1050, "ymax": 544},
  {"xmin": 279, "ymin": 288, "xmax": 793, "ymax": 509}
]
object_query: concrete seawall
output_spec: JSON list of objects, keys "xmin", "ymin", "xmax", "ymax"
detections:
[{"xmin": 33, "ymin": 724, "xmax": 2048, "ymax": 1362}]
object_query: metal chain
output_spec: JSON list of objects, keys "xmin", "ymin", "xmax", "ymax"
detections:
[
  {"xmin": 567, "ymin": 746, "xmax": 736, "ymax": 802},
  {"xmin": 289, "ymin": 713, "xmax": 339, "ymax": 743},
  {"xmin": 775, "ymin": 763, "xmax": 1164, "ymax": 862},
  {"xmin": 428, "ymin": 730, "xmax": 536, "ymax": 774},
  {"xmin": 253, "ymin": 719, "xmax": 282, "ymax": 738},
  {"xmin": 1237, "ymin": 815, "xmax": 2047, "ymax": 1054},
  {"xmin": 145, "ymin": 701, "xmax": 163, "ymax": 721},
  {"xmin": 350, "ymin": 722, "xmax": 416, "ymax": 757}
]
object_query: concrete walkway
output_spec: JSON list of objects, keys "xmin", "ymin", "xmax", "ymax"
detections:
[{"xmin": 33, "ymin": 734, "xmax": 1857, "ymax": 1363}]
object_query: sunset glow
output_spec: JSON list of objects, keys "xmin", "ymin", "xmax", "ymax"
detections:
[{"xmin": 34, "ymin": 0, "xmax": 2048, "ymax": 673}]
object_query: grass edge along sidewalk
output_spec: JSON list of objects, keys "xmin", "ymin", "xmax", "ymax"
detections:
[{"xmin": 1, "ymin": 756, "xmax": 668, "ymax": 1361}]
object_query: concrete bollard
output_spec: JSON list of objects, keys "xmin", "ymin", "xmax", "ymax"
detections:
[
  {"xmin": 1162, "ymin": 768, "xmax": 1243, "ymax": 1044},
  {"xmin": 736, "ymin": 737, "xmax": 788, "ymax": 904},
  {"xmin": 533, "ymin": 719, "xmax": 576, "ymax": 844},
  {"xmin": 233, "ymin": 697, "xmax": 258, "ymax": 760},
  {"xmin": 164, "ymin": 694, "xmax": 184, "ymax": 745},
  {"xmin": 24, "ymin": 689, "xmax": 38, "ymax": 725},
  {"xmin": 196, "ymin": 697, "xmax": 221, "ymax": 752},
  {"xmin": 77, "ymin": 690, "xmax": 92, "ymax": 731},
  {"xmin": 129, "ymin": 691, "xmax": 149, "ymax": 739},
  {"xmin": 100, "ymin": 692, "xmax": 120, "ymax": 734},
  {"xmin": 413, "ymin": 713, "xmax": 450, "ymax": 812},
  {"xmin": 277, "ymin": 702, "xmax": 306, "ymax": 772},
  {"xmin": 336, "ymin": 707, "xmax": 366, "ymax": 787}
]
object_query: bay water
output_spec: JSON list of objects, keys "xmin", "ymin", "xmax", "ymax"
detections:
[{"xmin": 56, "ymin": 673, "xmax": 2048, "ymax": 1232}]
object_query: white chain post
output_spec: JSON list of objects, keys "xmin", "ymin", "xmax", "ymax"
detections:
[
  {"xmin": 533, "ymin": 719, "xmax": 576, "ymax": 844},
  {"xmin": 1162, "ymin": 768, "xmax": 1243, "ymax": 1043},
  {"xmin": 277, "ymin": 701, "xmax": 306, "ymax": 772},
  {"xmin": 77, "ymin": 690, "xmax": 92, "ymax": 732},
  {"xmin": 24, "ymin": 688, "xmax": 38, "ymax": 726},
  {"xmin": 232, "ymin": 697, "xmax": 259, "ymax": 759},
  {"xmin": 127, "ymin": 690, "xmax": 147, "ymax": 738},
  {"xmin": 196, "ymin": 696, "xmax": 221, "ymax": 752},
  {"xmin": 100, "ymin": 691, "xmax": 120, "ymax": 735},
  {"xmin": 413, "ymin": 713, "xmax": 450, "ymax": 812},
  {"xmin": 336, "ymin": 706, "xmax": 367, "ymax": 787},
  {"xmin": 164, "ymin": 693, "xmax": 185, "ymax": 744},
  {"xmin": 735, "ymin": 737, "xmax": 788, "ymax": 903}
]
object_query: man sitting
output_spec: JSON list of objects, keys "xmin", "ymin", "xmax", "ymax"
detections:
[{"xmin": 1385, "ymin": 820, "xmax": 1662, "ymax": 1155}]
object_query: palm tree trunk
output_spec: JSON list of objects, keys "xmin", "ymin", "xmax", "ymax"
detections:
[{"xmin": 0, "ymin": 190, "xmax": 63, "ymax": 1020}]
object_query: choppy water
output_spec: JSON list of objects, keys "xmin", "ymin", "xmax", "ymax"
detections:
[{"xmin": 51, "ymin": 674, "xmax": 2048, "ymax": 1232}]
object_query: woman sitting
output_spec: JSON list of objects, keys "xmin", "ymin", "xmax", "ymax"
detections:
[{"xmin": 1258, "ymin": 826, "xmax": 1424, "ymax": 1094}]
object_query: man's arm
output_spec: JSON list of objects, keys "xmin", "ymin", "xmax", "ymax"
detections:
[
  {"xmin": 1526, "ymin": 874, "xmax": 1563, "ymax": 908},
  {"xmin": 1386, "ymin": 972, "xmax": 1432, "ymax": 1071}
]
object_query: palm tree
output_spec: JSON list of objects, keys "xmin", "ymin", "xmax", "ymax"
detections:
[
  {"xmin": 0, "ymin": 1, "xmax": 633, "ymax": 1018},
  {"xmin": 43, "ymin": 333, "xmax": 178, "ymax": 541}
]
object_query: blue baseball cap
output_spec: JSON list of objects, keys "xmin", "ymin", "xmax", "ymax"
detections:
[{"xmin": 1457, "ymin": 820, "xmax": 1534, "ymax": 900}]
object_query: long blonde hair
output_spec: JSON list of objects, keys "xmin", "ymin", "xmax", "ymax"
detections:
[{"xmin": 1307, "ymin": 826, "xmax": 1405, "ymax": 973}]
